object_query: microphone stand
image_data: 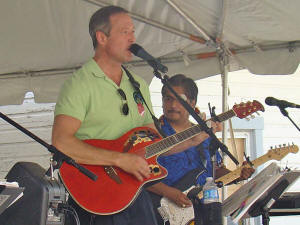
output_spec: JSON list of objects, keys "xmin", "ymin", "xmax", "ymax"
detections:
[
  {"xmin": 153, "ymin": 70, "xmax": 239, "ymax": 171},
  {"xmin": 279, "ymin": 107, "xmax": 300, "ymax": 132},
  {"xmin": 0, "ymin": 111, "xmax": 98, "ymax": 181}
]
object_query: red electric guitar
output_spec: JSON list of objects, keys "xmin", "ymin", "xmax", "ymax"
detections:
[{"xmin": 59, "ymin": 100, "xmax": 264, "ymax": 215}]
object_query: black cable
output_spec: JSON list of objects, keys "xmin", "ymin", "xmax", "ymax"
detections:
[{"xmin": 58, "ymin": 203, "xmax": 80, "ymax": 225}]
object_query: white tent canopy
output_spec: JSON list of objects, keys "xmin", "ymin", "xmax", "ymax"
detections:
[{"xmin": 1, "ymin": 0, "xmax": 300, "ymax": 105}]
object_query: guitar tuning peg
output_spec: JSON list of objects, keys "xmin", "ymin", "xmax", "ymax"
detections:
[
  {"xmin": 283, "ymin": 143, "xmax": 286, "ymax": 147},
  {"xmin": 270, "ymin": 146, "xmax": 273, "ymax": 149},
  {"xmin": 275, "ymin": 145, "xmax": 277, "ymax": 149},
  {"xmin": 279, "ymin": 144, "xmax": 282, "ymax": 148}
]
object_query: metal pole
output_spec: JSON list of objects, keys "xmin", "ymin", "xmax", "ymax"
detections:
[{"xmin": 217, "ymin": 45, "xmax": 230, "ymax": 225}]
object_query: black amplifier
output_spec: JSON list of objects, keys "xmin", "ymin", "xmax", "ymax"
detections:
[{"xmin": 0, "ymin": 162, "xmax": 66, "ymax": 225}]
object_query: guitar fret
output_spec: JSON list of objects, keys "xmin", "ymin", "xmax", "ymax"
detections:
[
  {"xmin": 166, "ymin": 136, "xmax": 175, "ymax": 147},
  {"xmin": 164, "ymin": 136, "xmax": 172, "ymax": 149},
  {"xmin": 146, "ymin": 124, "xmax": 203, "ymax": 158},
  {"xmin": 145, "ymin": 145, "xmax": 153, "ymax": 157},
  {"xmin": 146, "ymin": 136, "xmax": 172, "ymax": 157},
  {"xmin": 163, "ymin": 138, "xmax": 171, "ymax": 149},
  {"xmin": 173, "ymin": 135, "xmax": 180, "ymax": 143},
  {"xmin": 157, "ymin": 141, "xmax": 165, "ymax": 152},
  {"xmin": 146, "ymin": 126, "xmax": 199, "ymax": 158},
  {"xmin": 176, "ymin": 133, "xmax": 184, "ymax": 142},
  {"xmin": 188, "ymin": 127, "xmax": 195, "ymax": 135},
  {"xmin": 185, "ymin": 129, "xmax": 193, "ymax": 139},
  {"xmin": 216, "ymin": 110, "xmax": 235, "ymax": 122}
]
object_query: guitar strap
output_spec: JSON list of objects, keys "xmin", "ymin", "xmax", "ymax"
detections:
[{"xmin": 122, "ymin": 65, "xmax": 167, "ymax": 137}]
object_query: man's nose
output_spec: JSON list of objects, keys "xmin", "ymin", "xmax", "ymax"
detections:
[
  {"xmin": 170, "ymin": 98, "xmax": 180, "ymax": 107},
  {"xmin": 129, "ymin": 32, "xmax": 136, "ymax": 43}
]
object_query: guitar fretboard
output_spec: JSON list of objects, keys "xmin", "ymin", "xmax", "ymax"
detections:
[{"xmin": 145, "ymin": 109, "xmax": 236, "ymax": 158}]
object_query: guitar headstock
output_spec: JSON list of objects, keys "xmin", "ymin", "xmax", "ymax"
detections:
[
  {"xmin": 232, "ymin": 100, "xmax": 265, "ymax": 119},
  {"xmin": 266, "ymin": 144, "xmax": 299, "ymax": 161}
]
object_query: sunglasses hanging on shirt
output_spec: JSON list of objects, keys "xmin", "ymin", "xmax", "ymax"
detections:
[
  {"xmin": 121, "ymin": 65, "xmax": 167, "ymax": 137},
  {"xmin": 117, "ymin": 88, "xmax": 129, "ymax": 116}
]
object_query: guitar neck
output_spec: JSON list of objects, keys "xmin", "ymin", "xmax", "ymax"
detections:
[
  {"xmin": 250, "ymin": 154, "xmax": 273, "ymax": 169},
  {"xmin": 211, "ymin": 110, "xmax": 236, "ymax": 123},
  {"xmin": 145, "ymin": 109, "xmax": 236, "ymax": 158},
  {"xmin": 215, "ymin": 153, "xmax": 274, "ymax": 185}
]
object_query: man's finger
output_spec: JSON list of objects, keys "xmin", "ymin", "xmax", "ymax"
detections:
[
  {"xmin": 134, "ymin": 172, "xmax": 143, "ymax": 182},
  {"xmin": 141, "ymin": 168, "xmax": 150, "ymax": 178}
]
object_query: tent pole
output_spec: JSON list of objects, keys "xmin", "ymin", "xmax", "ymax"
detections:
[
  {"xmin": 166, "ymin": 0, "xmax": 215, "ymax": 45},
  {"xmin": 215, "ymin": 3, "xmax": 230, "ymax": 224},
  {"xmin": 217, "ymin": 46, "xmax": 230, "ymax": 225}
]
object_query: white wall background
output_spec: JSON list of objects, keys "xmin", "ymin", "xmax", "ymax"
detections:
[{"xmin": 0, "ymin": 100, "xmax": 54, "ymax": 178}]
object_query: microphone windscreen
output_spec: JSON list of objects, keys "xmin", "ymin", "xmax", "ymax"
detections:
[
  {"xmin": 265, "ymin": 97, "xmax": 276, "ymax": 106},
  {"xmin": 129, "ymin": 43, "xmax": 142, "ymax": 56}
]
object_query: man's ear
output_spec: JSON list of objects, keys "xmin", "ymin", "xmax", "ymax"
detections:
[{"xmin": 95, "ymin": 30, "xmax": 107, "ymax": 46}]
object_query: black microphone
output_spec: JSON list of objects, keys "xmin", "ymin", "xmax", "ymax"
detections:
[
  {"xmin": 129, "ymin": 43, "xmax": 168, "ymax": 73},
  {"xmin": 265, "ymin": 97, "xmax": 300, "ymax": 109}
]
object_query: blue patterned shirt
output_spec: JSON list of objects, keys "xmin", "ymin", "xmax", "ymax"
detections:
[{"xmin": 157, "ymin": 116, "xmax": 222, "ymax": 186}]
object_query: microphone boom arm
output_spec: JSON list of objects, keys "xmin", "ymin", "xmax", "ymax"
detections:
[
  {"xmin": 279, "ymin": 107, "xmax": 300, "ymax": 132},
  {"xmin": 0, "ymin": 111, "xmax": 98, "ymax": 181}
]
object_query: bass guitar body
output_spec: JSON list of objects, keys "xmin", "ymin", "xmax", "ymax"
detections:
[{"xmin": 59, "ymin": 127, "xmax": 167, "ymax": 215}]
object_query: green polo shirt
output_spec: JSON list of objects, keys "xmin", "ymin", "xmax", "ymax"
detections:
[{"xmin": 54, "ymin": 59, "xmax": 154, "ymax": 140}]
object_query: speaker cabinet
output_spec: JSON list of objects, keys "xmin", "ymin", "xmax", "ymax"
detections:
[{"xmin": 0, "ymin": 162, "xmax": 66, "ymax": 225}]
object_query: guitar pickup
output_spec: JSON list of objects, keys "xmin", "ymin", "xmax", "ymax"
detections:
[{"xmin": 104, "ymin": 166, "xmax": 122, "ymax": 184}]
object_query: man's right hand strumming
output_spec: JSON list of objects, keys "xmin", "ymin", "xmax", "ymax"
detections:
[
  {"xmin": 164, "ymin": 186, "xmax": 192, "ymax": 208},
  {"xmin": 115, "ymin": 153, "xmax": 150, "ymax": 181}
]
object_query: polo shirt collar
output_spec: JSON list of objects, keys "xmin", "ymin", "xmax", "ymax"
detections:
[{"xmin": 87, "ymin": 58, "xmax": 129, "ymax": 81}]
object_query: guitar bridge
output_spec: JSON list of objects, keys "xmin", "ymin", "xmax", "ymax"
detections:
[{"xmin": 104, "ymin": 166, "xmax": 122, "ymax": 184}]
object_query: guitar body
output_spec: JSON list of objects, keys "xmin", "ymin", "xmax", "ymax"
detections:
[
  {"xmin": 159, "ymin": 186, "xmax": 195, "ymax": 225},
  {"xmin": 59, "ymin": 127, "xmax": 168, "ymax": 215}
]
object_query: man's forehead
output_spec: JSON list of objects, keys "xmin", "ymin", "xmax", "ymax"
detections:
[{"xmin": 110, "ymin": 13, "xmax": 134, "ymax": 28}]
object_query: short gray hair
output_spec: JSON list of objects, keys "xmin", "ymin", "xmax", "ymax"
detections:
[{"xmin": 89, "ymin": 6, "xmax": 128, "ymax": 49}]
